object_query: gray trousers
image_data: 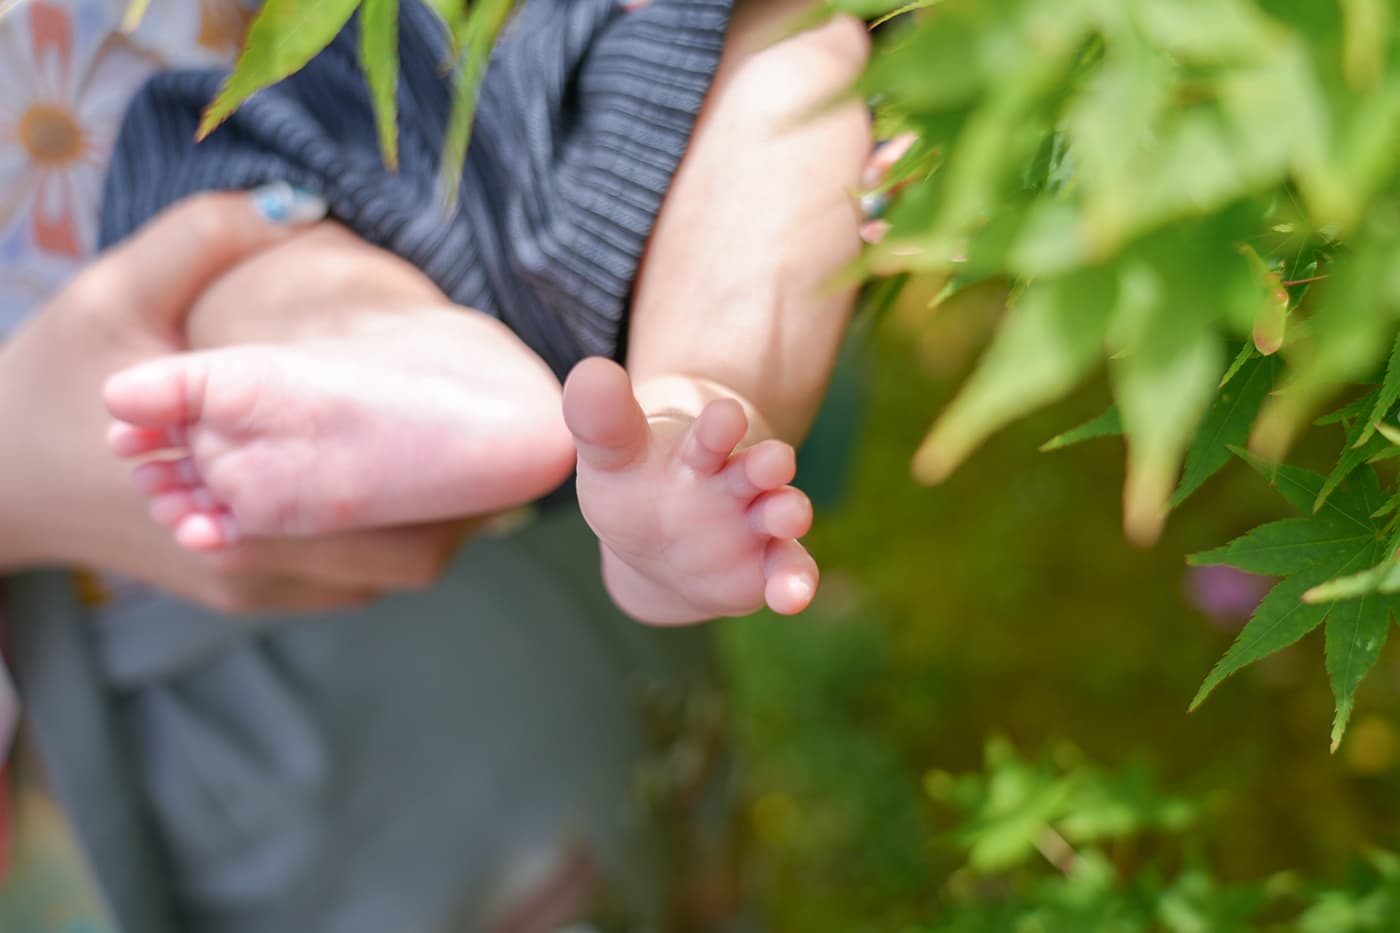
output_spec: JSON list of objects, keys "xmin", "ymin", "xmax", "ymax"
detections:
[{"xmin": 11, "ymin": 507, "xmax": 718, "ymax": 933}]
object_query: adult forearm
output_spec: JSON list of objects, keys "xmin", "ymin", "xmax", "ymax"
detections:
[
  {"xmin": 624, "ymin": 1, "xmax": 871, "ymax": 443},
  {"xmin": 0, "ymin": 340, "xmax": 42, "ymax": 567},
  {"xmin": 0, "ymin": 330, "xmax": 106, "ymax": 568}
]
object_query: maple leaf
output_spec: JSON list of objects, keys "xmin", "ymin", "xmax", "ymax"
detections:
[{"xmin": 1190, "ymin": 454, "xmax": 1396, "ymax": 749}]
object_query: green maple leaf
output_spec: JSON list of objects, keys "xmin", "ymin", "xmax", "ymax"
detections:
[
  {"xmin": 1315, "ymin": 391, "xmax": 1392, "ymax": 512},
  {"xmin": 359, "ymin": 0, "xmax": 400, "ymax": 171},
  {"xmin": 1171, "ymin": 353, "xmax": 1279, "ymax": 507},
  {"xmin": 198, "ymin": 0, "xmax": 364, "ymax": 141},
  {"xmin": 436, "ymin": 0, "xmax": 516, "ymax": 208},
  {"xmin": 1190, "ymin": 456, "xmax": 1396, "ymax": 748},
  {"xmin": 1359, "ymin": 332, "xmax": 1400, "ymax": 445},
  {"xmin": 1040, "ymin": 406, "xmax": 1120, "ymax": 452}
]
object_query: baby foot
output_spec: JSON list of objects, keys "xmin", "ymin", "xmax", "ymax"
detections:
[
  {"xmin": 562, "ymin": 357, "xmax": 818, "ymax": 625},
  {"xmin": 103, "ymin": 315, "xmax": 576, "ymax": 551}
]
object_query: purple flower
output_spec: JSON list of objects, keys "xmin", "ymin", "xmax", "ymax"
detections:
[{"xmin": 1185, "ymin": 565, "xmax": 1273, "ymax": 629}]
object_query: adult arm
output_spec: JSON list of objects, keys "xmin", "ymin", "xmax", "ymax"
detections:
[
  {"xmin": 0, "ymin": 193, "xmax": 466, "ymax": 611},
  {"xmin": 625, "ymin": 0, "xmax": 871, "ymax": 442}
]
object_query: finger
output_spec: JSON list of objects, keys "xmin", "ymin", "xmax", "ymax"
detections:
[
  {"xmin": 108, "ymin": 422, "xmax": 187, "ymax": 458},
  {"xmin": 194, "ymin": 575, "xmax": 380, "ymax": 616},
  {"xmin": 93, "ymin": 186, "xmax": 326, "ymax": 333},
  {"xmin": 130, "ymin": 457, "xmax": 201, "ymax": 495},
  {"xmin": 859, "ymin": 219, "xmax": 891, "ymax": 245},
  {"xmin": 679, "ymin": 399, "xmax": 747, "ymax": 475},
  {"xmin": 563, "ymin": 357, "xmax": 650, "ymax": 472},
  {"xmin": 861, "ymin": 132, "xmax": 918, "ymax": 191},
  {"xmin": 763, "ymin": 537, "xmax": 819, "ymax": 616},
  {"xmin": 725, "ymin": 439, "xmax": 797, "ymax": 499},
  {"xmin": 225, "ymin": 521, "xmax": 471, "ymax": 591},
  {"xmin": 748, "ymin": 488, "xmax": 813, "ymax": 540}
]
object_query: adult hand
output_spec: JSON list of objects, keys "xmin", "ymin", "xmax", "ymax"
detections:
[{"xmin": 0, "ymin": 190, "xmax": 467, "ymax": 612}]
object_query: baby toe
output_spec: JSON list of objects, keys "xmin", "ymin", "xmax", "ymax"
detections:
[
  {"xmin": 108, "ymin": 423, "xmax": 187, "ymax": 459},
  {"xmin": 748, "ymin": 487, "xmax": 813, "ymax": 540},
  {"xmin": 104, "ymin": 357, "xmax": 210, "ymax": 428},
  {"xmin": 174, "ymin": 511, "xmax": 240, "ymax": 552},
  {"xmin": 680, "ymin": 399, "xmax": 748, "ymax": 475},
  {"xmin": 564, "ymin": 358, "xmax": 649, "ymax": 472},
  {"xmin": 149, "ymin": 486, "xmax": 221, "ymax": 529},
  {"xmin": 131, "ymin": 457, "xmax": 202, "ymax": 495},
  {"xmin": 763, "ymin": 538, "xmax": 819, "ymax": 616},
  {"xmin": 730, "ymin": 440, "xmax": 797, "ymax": 497}
]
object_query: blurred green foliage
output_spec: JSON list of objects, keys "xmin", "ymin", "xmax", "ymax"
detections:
[
  {"xmin": 722, "ymin": 321, "xmax": 1400, "ymax": 929},
  {"xmin": 844, "ymin": 0, "xmax": 1400, "ymax": 744}
]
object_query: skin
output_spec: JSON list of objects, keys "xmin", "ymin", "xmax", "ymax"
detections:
[
  {"xmin": 103, "ymin": 229, "xmax": 579, "ymax": 546},
  {"xmin": 571, "ymin": 0, "xmax": 872, "ymax": 622},
  {"xmin": 95, "ymin": 0, "xmax": 871, "ymax": 625},
  {"xmin": 0, "ymin": 194, "xmax": 469, "ymax": 612},
  {"xmin": 3, "ymin": 0, "xmax": 869, "ymax": 623}
]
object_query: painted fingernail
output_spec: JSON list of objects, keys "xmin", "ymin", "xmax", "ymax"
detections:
[
  {"xmin": 860, "ymin": 191, "xmax": 889, "ymax": 221},
  {"xmin": 251, "ymin": 182, "xmax": 327, "ymax": 226}
]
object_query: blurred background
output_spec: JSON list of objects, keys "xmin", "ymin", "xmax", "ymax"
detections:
[{"xmin": 720, "ymin": 294, "xmax": 1400, "ymax": 930}]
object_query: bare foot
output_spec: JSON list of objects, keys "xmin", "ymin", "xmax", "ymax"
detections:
[
  {"xmin": 103, "ymin": 308, "xmax": 576, "ymax": 550},
  {"xmin": 563, "ymin": 357, "xmax": 818, "ymax": 625}
]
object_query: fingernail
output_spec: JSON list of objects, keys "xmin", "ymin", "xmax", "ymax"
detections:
[
  {"xmin": 859, "ymin": 220, "xmax": 890, "ymax": 245},
  {"xmin": 860, "ymin": 191, "xmax": 889, "ymax": 221},
  {"xmin": 251, "ymin": 182, "xmax": 327, "ymax": 226}
]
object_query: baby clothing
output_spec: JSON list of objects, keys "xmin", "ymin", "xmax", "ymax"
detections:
[{"xmin": 102, "ymin": 0, "xmax": 733, "ymax": 378}]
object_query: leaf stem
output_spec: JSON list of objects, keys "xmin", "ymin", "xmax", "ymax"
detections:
[{"xmin": 1035, "ymin": 826, "xmax": 1078, "ymax": 876}]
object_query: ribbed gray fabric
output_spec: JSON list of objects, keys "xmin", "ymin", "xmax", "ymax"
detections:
[
  {"xmin": 100, "ymin": 0, "xmax": 734, "ymax": 377},
  {"xmin": 15, "ymin": 510, "xmax": 721, "ymax": 933}
]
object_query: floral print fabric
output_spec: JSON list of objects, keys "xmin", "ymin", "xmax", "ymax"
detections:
[{"xmin": 0, "ymin": 0, "xmax": 250, "ymax": 334}]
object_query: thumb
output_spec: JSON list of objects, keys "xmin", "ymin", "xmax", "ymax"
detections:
[{"xmin": 96, "ymin": 184, "xmax": 327, "ymax": 331}]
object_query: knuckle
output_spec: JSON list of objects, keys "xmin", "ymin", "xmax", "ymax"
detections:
[
  {"xmin": 175, "ymin": 193, "xmax": 245, "ymax": 254},
  {"xmin": 65, "ymin": 270, "xmax": 114, "ymax": 315}
]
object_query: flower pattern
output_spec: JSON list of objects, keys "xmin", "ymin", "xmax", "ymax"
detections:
[{"xmin": 0, "ymin": 0, "xmax": 245, "ymax": 334}]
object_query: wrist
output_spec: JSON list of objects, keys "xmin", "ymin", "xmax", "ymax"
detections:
[{"xmin": 0, "ymin": 343, "xmax": 46, "ymax": 568}]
